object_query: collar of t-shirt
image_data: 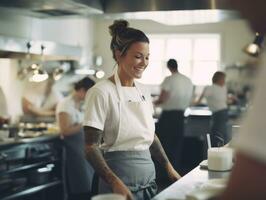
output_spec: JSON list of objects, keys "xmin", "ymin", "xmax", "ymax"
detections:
[{"xmin": 121, "ymin": 86, "xmax": 143, "ymax": 102}]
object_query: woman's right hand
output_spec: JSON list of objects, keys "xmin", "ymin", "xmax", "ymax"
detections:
[{"xmin": 111, "ymin": 178, "xmax": 134, "ymax": 200}]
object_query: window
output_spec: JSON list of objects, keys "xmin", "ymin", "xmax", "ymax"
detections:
[{"xmin": 140, "ymin": 34, "xmax": 221, "ymax": 86}]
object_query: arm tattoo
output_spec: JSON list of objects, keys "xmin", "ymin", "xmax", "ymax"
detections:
[
  {"xmin": 84, "ymin": 126, "xmax": 119, "ymax": 185},
  {"xmin": 150, "ymin": 134, "xmax": 170, "ymax": 167}
]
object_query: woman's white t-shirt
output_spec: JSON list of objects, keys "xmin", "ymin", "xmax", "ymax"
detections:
[{"xmin": 83, "ymin": 79, "xmax": 154, "ymax": 152}]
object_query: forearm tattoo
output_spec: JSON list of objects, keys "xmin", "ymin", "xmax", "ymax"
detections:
[
  {"xmin": 84, "ymin": 126, "xmax": 118, "ymax": 185},
  {"xmin": 150, "ymin": 134, "xmax": 170, "ymax": 167}
]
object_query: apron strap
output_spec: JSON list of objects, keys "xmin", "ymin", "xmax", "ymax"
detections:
[
  {"xmin": 128, "ymin": 180, "xmax": 157, "ymax": 199},
  {"xmin": 128, "ymin": 180, "xmax": 157, "ymax": 192},
  {"xmin": 114, "ymin": 66, "xmax": 145, "ymax": 102}
]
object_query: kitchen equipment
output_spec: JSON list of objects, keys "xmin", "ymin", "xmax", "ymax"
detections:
[
  {"xmin": 0, "ymin": 178, "xmax": 13, "ymax": 193},
  {"xmin": 208, "ymin": 147, "xmax": 233, "ymax": 171},
  {"xmin": 92, "ymin": 194, "xmax": 126, "ymax": 200},
  {"xmin": 28, "ymin": 164, "xmax": 54, "ymax": 185}
]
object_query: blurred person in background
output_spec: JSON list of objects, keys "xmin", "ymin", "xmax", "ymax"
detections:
[
  {"xmin": 154, "ymin": 59, "xmax": 193, "ymax": 172},
  {"xmin": 56, "ymin": 77, "xmax": 95, "ymax": 200},
  {"xmin": 195, "ymin": 71, "xmax": 230, "ymax": 147},
  {"xmin": 22, "ymin": 77, "xmax": 63, "ymax": 119}
]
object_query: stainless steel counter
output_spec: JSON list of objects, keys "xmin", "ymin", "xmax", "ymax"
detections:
[
  {"xmin": 0, "ymin": 134, "xmax": 59, "ymax": 150},
  {"xmin": 152, "ymin": 166, "xmax": 231, "ymax": 200}
]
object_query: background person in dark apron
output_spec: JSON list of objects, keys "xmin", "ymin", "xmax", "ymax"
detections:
[
  {"xmin": 83, "ymin": 20, "xmax": 181, "ymax": 200},
  {"xmin": 154, "ymin": 59, "xmax": 193, "ymax": 173},
  {"xmin": 195, "ymin": 71, "xmax": 230, "ymax": 147},
  {"xmin": 56, "ymin": 77, "xmax": 95, "ymax": 200}
]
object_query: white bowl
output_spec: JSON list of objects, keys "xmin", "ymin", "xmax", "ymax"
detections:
[{"xmin": 91, "ymin": 194, "xmax": 126, "ymax": 200}]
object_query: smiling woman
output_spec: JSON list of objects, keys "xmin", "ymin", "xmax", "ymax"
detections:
[
  {"xmin": 83, "ymin": 20, "xmax": 181, "ymax": 200},
  {"xmin": 116, "ymin": 42, "xmax": 149, "ymax": 82}
]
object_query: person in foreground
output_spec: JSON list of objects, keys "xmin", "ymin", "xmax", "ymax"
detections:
[
  {"xmin": 56, "ymin": 77, "xmax": 95, "ymax": 200},
  {"xmin": 211, "ymin": 0, "xmax": 266, "ymax": 199},
  {"xmin": 83, "ymin": 20, "xmax": 181, "ymax": 200}
]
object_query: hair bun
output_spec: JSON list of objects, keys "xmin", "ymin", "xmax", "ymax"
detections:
[{"xmin": 109, "ymin": 20, "xmax": 129, "ymax": 37}]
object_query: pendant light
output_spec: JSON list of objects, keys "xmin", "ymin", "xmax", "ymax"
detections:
[
  {"xmin": 17, "ymin": 42, "xmax": 32, "ymax": 80},
  {"xmin": 29, "ymin": 45, "xmax": 48, "ymax": 82},
  {"xmin": 243, "ymin": 32, "xmax": 264, "ymax": 57},
  {"xmin": 95, "ymin": 70, "xmax": 105, "ymax": 79},
  {"xmin": 52, "ymin": 68, "xmax": 64, "ymax": 81}
]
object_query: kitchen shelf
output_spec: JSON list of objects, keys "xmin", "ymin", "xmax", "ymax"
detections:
[
  {"xmin": 0, "ymin": 180, "xmax": 61, "ymax": 200},
  {"xmin": 0, "ymin": 159, "xmax": 59, "ymax": 176}
]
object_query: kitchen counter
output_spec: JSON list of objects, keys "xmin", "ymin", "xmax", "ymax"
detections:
[
  {"xmin": 0, "ymin": 134, "xmax": 60, "ymax": 150},
  {"xmin": 184, "ymin": 106, "xmax": 212, "ymax": 117},
  {"xmin": 152, "ymin": 165, "xmax": 231, "ymax": 200}
]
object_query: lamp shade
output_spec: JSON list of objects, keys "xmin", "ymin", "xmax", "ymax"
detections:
[
  {"xmin": 29, "ymin": 68, "xmax": 49, "ymax": 82},
  {"xmin": 243, "ymin": 33, "xmax": 264, "ymax": 57}
]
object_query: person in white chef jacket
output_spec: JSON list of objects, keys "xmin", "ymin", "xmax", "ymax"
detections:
[
  {"xmin": 209, "ymin": 0, "xmax": 266, "ymax": 199},
  {"xmin": 56, "ymin": 77, "xmax": 95, "ymax": 200},
  {"xmin": 83, "ymin": 20, "xmax": 181, "ymax": 200}
]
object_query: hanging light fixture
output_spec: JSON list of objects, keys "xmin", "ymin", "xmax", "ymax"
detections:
[
  {"xmin": 29, "ymin": 45, "xmax": 48, "ymax": 82},
  {"xmin": 243, "ymin": 32, "xmax": 264, "ymax": 57},
  {"xmin": 29, "ymin": 68, "xmax": 49, "ymax": 82},
  {"xmin": 75, "ymin": 68, "xmax": 96, "ymax": 75},
  {"xmin": 52, "ymin": 68, "xmax": 64, "ymax": 81},
  {"xmin": 94, "ymin": 55, "xmax": 105, "ymax": 79},
  {"xmin": 95, "ymin": 70, "xmax": 105, "ymax": 79},
  {"xmin": 17, "ymin": 42, "xmax": 32, "ymax": 80}
]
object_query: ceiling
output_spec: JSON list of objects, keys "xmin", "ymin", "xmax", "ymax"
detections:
[{"xmin": 0, "ymin": 0, "xmax": 241, "ymax": 25}]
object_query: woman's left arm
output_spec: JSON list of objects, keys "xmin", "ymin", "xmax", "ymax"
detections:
[{"xmin": 150, "ymin": 134, "xmax": 181, "ymax": 182}]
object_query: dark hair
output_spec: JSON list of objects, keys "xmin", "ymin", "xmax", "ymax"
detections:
[
  {"xmin": 212, "ymin": 71, "xmax": 226, "ymax": 84},
  {"xmin": 167, "ymin": 59, "xmax": 178, "ymax": 71},
  {"xmin": 74, "ymin": 77, "xmax": 95, "ymax": 91},
  {"xmin": 109, "ymin": 19, "xmax": 149, "ymax": 61}
]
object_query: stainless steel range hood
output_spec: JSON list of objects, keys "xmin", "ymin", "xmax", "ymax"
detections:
[
  {"xmin": 0, "ymin": 0, "xmax": 236, "ymax": 17},
  {"xmin": 100, "ymin": 0, "xmax": 239, "ymax": 26},
  {"xmin": 0, "ymin": 0, "xmax": 103, "ymax": 18},
  {"xmin": 103, "ymin": 0, "xmax": 231, "ymax": 13},
  {"xmin": 0, "ymin": 35, "xmax": 81, "ymax": 60}
]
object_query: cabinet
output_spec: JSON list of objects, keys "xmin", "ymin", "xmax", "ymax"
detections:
[{"xmin": 0, "ymin": 136, "xmax": 65, "ymax": 200}]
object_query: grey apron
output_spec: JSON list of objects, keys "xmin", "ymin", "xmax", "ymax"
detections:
[
  {"xmin": 99, "ymin": 150, "xmax": 157, "ymax": 200},
  {"xmin": 211, "ymin": 109, "xmax": 230, "ymax": 147},
  {"xmin": 63, "ymin": 129, "xmax": 94, "ymax": 194}
]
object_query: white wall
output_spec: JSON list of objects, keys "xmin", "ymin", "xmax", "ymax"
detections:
[
  {"xmin": 93, "ymin": 18, "xmax": 255, "ymax": 77},
  {"xmin": 34, "ymin": 17, "xmax": 95, "ymax": 65},
  {"xmin": 0, "ymin": 59, "xmax": 25, "ymax": 122}
]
